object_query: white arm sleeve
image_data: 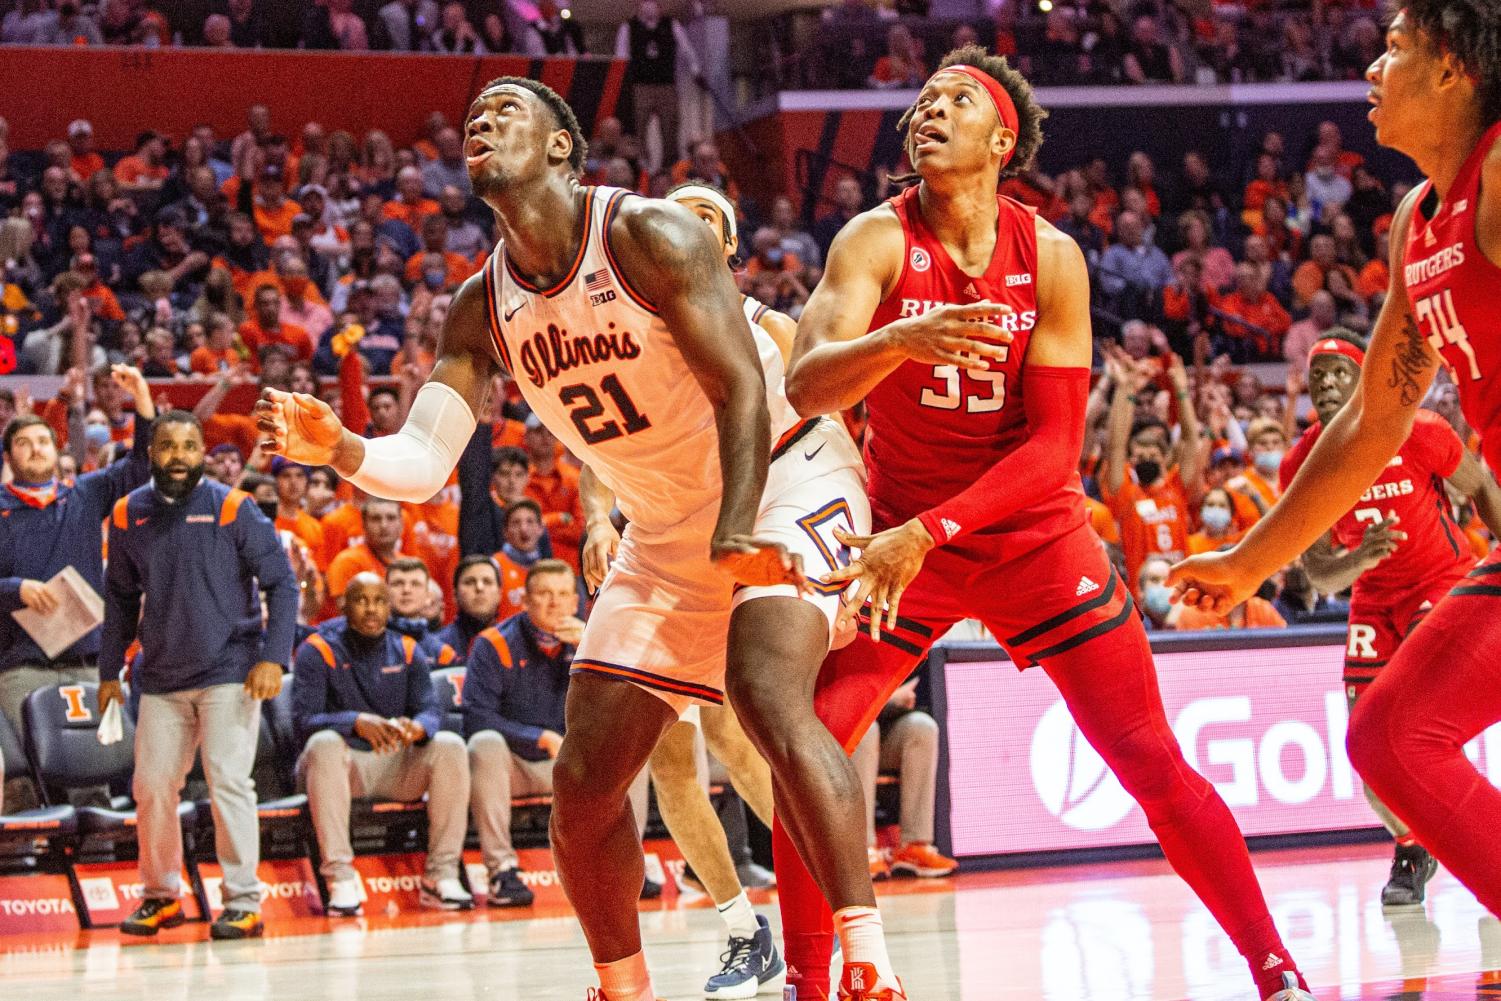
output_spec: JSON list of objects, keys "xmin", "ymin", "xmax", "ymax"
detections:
[{"xmin": 346, "ymin": 381, "xmax": 477, "ymax": 503}]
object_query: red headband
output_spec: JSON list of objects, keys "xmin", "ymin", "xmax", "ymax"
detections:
[
  {"xmin": 1308, "ymin": 337, "xmax": 1365, "ymax": 368},
  {"xmin": 931, "ymin": 65, "xmax": 1020, "ymax": 166}
]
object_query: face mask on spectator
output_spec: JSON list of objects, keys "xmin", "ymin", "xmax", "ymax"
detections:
[
  {"xmin": 257, "ymin": 499, "xmax": 279, "ymax": 520},
  {"xmin": 1253, "ymin": 449, "xmax": 1283, "ymax": 476},
  {"xmin": 1132, "ymin": 458, "xmax": 1161, "ymax": 485},
  {"xmin": 85, "ymin": 422, "xmax": 111, "ymax": 449},
  {"xmin": 1143, "ymin": 583, "xmax": 1172, "ymax": 617},
  {"xmin": 423, "ymin": 269, "xmax": 446, "ymax": 290},
  {"xmin": 1201, "ymin": 505, "xmax": 1232, "ymax": 533}
]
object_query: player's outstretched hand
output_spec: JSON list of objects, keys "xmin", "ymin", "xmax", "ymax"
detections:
[
  {"xmin": 711, "ymin": 535, "xmax": 808, "ymax": 591},
  {"xmin": 254, "ymin": 388, "xmax": 344, "ymax": 466},
  {"xmin": 1167, "ymin": 549, "xmax": 1260, "ymax": 616},
  {"xmin": 885, "ymin": 301, "xmax": 1014, "ymax": 369},
  {"xmin": 822, "ymin": 519, "xmax": 935, "ymax": 643}
]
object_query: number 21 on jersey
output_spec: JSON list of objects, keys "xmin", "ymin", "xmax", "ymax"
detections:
[
  {"xmin": 919, "ymin": 344, "xmax": 1010, "ymax": 413},
  {"xmin": 1415, "ymin": 289, "xmax": 1480, "ymax": 381}
]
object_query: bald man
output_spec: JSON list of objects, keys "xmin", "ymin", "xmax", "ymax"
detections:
[{"xmin": 292, "ymin": 572, "xmax": 473, "ymax": 914}]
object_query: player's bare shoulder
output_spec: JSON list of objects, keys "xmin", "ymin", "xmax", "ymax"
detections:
[
  {"xmin": 1032, "ymin": 213, "xmax": 1089, "ymax": 303},
  {"xmin": 825, "ymin": 203, "xmax": 907, "ymax": 292},
  {"xmin": 605, "ymin": 195, "xmax": 724, "ymax": 291}
]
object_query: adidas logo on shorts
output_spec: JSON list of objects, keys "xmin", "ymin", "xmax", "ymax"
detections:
[
  {"xmin": 1075, "ymin": 576, "xmax": 1100, "ymax": 597},
  {"xmin": 940, "ymin": 518, "xmax": 961, "ymax": 540}
]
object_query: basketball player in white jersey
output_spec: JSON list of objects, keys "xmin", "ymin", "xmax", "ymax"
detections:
[{"xmin": 254, "ymin": 77, "xmax": 875, "ymax": 1001}]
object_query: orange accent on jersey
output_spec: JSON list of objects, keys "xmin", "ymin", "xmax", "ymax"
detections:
[
  {"xmin": 446, "ymin": 668, "xmax": 466, "ymax": 703},
  {"xmin": 400, "ymin": 634, "xmax": 416, "ymax": 664},
  {"xmin": 477, "ymin": 627, "xmax": 512, "ymax": 668},
  {"xmin": 306, "ymin": 633, "xmax": 337, "ymax": 669},
  {"xmin": 219, "ymin": 489, "xmax": 250, "ymax": 526},
  {"xmin": 112, "ymin": 496, "xmax": 129, "ymax": 531},
  {"xmin": 437, "ymin": 645, "xmax": 457, "ymax": 667},
  {"xmin": 59, "ymin": 684, "xmax": 91, "ymax": 722}
]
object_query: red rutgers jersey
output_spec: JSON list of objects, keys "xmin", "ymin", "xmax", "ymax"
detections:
[
  {"xmin": 863, "ymin": 185, "xmax": 1086, "ymax": 556},
  {"xmin": 1404, "ymin": 119, "xmax": 1501, "ymax": 474},
  {"xmin": 1281, "ymin": 409, "xmax": 1472, "ymax": 600}
]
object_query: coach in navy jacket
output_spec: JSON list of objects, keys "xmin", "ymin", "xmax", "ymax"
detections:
[
  {"xmin": 291, "ymin": 573, "xmax": 471, "ymax": 912},
  {"xmin": 0, "ymin": 365, "xmax": 155, "ymax": 771},
  {"xmin": 97, "ymin": 411, "xmax": 296, "ymax": 939}
]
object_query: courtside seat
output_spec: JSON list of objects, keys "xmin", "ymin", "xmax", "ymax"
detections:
[
  {"xmin": 430, "ymin": 667, "xmax": 466, "ymax": 736},
  {"xmin": 21, "ymin": 683, "xmax": 197, "ymax": 842},
  {"xmin": 0, "ymin": 710, "xmax": 77, "ymax": 848}
]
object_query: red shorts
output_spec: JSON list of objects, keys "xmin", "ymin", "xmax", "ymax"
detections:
[
  {"xmin": 1344, "ymin": 569, "xmax": 1470, "ymax": 692},
  {"xmin": 821, "ymin": 523, "xmax": 1131, "ymax": 749}
]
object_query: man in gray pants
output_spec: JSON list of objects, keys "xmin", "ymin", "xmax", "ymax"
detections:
[
  {"xmin": 99, "ymin": 412, "xmax": 298, "ymax": 939},
  {"xmin": 293, "ymin": 573, "xmax": 473, "ymax": 915}
]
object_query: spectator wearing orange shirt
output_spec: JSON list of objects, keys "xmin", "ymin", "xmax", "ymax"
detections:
[
  {"xmin": 1233, "ymin": 418, "xmax": 1288, "ymax": 510},
  {"xmin": 1214, "ymin": 262, "xmax": 1291, "ymax": 361},
  {"xmin": 240, "ymin": 284, "xmax": 313, "ymax": 368},
  {"xmin": 276, "ymin": 253, "xmax": 334, "ymax": 343},
  {"xmin": 382, "ymin": 166, "xmax": 440, "ymax": 230},
  {"xmin": 522, "ymin": 422, "xmax": 582, "ymax": 571},
  {"xmin": 743, "ymin": 227, "xmax": 801, "ymax": 279},
  {"xmin": 490, "ymin": 500, "xmax": 543, "ymax": 617},
  {"xmin": 404, "ymin": 215, "xmax": 476, "ymax": 288},
  {"xmin": 868, "ymin": 24, "xmax": 926, "ymax": 89},
  {"xmin": 251, "ymin": 165, "xmax": 303, "ymax": 243},
  {"xmin": 668, "ymin": 140, "xmax": 741, "ymax": 203},
  {"xmin": 114, "ymin": 131, "xmax": 169, "ymax": 193},
  {"xmin": 1240, "ymin": 153, "xmax": 1289, "ymax": 231},
  {"xmin": 326, "ymin": 498, "xmax": 406, "ymax": 606},
  {"xmin": 1186, "ymin": 487, "xmax": 1247, "ymax": 555},
  {"xmin": 73, "ymin": 253, "xmax": 125, "ymax": 323},
  {"xmin": 272, "ymin": 458, "xmax": 328, "ymax": 571},
  {"xmin": 1291, "ymin": 234, "xmax": 1358, "ymax": 310},
  {"xmin": 190, "ymin": 314, "xmax": 243, "ymax": 375},
  {"xmin": 66, "ymin": 119, "xmax": 103, "ymax": 183},
  {"xmin": 1102, "ymin": 351, "xmax": 1204, "ymax": 590},
  {"xmin": 1175, "ymin": 594, "xmax": 1286, "ymax": 631},
  {"xmin": 1357, "ymin": 230, "xmax": 1390, "ymax": 302}
]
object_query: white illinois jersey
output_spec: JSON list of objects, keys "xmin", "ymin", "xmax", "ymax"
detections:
[{"xmin": 483, "ymin": 185, "xmax": 799, "ymax": 538}]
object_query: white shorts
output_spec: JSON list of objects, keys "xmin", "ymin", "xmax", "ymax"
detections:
[{"xmin": 572, "ymin": 417, "xmax": 870, "ymax": 717}]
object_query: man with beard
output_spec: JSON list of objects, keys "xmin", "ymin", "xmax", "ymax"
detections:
[{"xmin": 98, "ymin": 411, "xmax": 298, "ymax": 940}]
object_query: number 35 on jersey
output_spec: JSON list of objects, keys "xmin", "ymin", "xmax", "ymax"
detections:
[{"xmin": 918, "ymin": 345, "xmax": 1011, "ymax": 413}]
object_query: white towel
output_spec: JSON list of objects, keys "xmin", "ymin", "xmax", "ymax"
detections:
[{"xmin": 97, "ymin": 699, "xmax": 123, "ymax": 746}]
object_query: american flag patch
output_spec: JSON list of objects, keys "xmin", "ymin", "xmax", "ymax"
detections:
[{"xmin": 584, "ymin": 270, "xmax": 613, "ymax": 294}]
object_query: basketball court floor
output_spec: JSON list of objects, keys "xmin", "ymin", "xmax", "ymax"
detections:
[{"xmin": 1, "ymin": 840, "xmax": 1495, "ymax": 1000}]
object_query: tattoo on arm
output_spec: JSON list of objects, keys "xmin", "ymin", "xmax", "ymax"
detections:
[{"xmin": 1388, "ymin": 313, "xmax": 1432, "ymax": 407}]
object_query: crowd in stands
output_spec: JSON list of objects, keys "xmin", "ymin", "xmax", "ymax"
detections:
[
  {"xmin": 1, "ymin": 0, "xmax": 1390, "ymax": 93},
  {"xmin": 0, "ymin": 79, "xmax": 1482, "ymax": 646}
]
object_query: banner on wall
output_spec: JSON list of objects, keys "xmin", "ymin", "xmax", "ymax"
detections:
[{"xmin": 942, "ymin": 643, "xmax": 1501, "ymax": 857}]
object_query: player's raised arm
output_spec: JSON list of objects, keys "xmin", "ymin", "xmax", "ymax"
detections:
[
  {"xmin": 1447, "ymin": 450, "xmax": 1501, "ymax": 540},
  {"xmin": 607, "ymin": 198, "xmax": 798, "ymax": 584},
  {"xmin": 254, "ymin": 272, "xmax": 498, "ymax": 503},
  {"xmin": 1171, "ymin": 189, "xmax": 1439, "ymax": 611},
  {"xmin": 784, "ymin": 208, "xmax": 1012, "ymax": 416}
]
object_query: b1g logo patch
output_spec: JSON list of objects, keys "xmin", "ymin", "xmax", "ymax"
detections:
[{"xmin": 910, "ymin": 248, "xmax": 931, "ymax": 273}]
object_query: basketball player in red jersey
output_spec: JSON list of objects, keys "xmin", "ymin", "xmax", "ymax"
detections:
[
  {"xmin": 1281, "ymin": 330, "xmax": 1501, "ymax": 906},
  {"xmin": 1173, "ymin": 2, "xmax": 1501, "ymax": 918},
  {"xmin": 780, "ymin": 45, "xmax": 1315, "ymax": 1001}
]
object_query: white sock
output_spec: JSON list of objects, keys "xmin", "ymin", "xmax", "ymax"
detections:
[
  {"xmin": 594, "ymin": 951, "xmax": 654, "ymax": 1001},
  {"xmin": 716, "ymin": 890, "xmax": 759, "ymax": 940},
  {"xmin": 834, "ymin": 905, "xmax": 897, "ymax": 987}
]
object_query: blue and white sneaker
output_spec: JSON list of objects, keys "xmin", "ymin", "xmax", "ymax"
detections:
[{"xmin": 704, "ymin": 914, "xmax": 787, "ymax": 999}]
